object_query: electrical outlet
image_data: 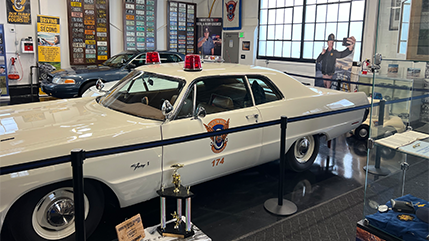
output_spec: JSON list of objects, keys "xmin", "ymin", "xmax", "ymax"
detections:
[{"xmin": 10, "ymin": 28, "xmax": 15, "ymax": 33}]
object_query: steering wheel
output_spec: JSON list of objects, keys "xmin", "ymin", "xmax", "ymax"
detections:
[{"xmin": 141, "ymin": 96, "xmax": 149, "ymax": 105}]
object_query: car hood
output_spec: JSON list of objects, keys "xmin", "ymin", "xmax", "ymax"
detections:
[
  {"xmin": 50, "ymin": 65, "xmax": 116, "ymax": 78},
  {"xmin": 0, "ymin": 98, "xmax": 162, "ymax": 167}
]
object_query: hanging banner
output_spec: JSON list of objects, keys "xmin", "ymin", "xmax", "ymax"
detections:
[
  {"xmin": 7, "ymin": 0, "xmax": 32, "ymax": 24},
  {"xmin": 197, "ymin": 18, "xmax": 222, "ymax": 56},
  {"xmin": 123, "ymin": 0, "xmax": 157, "ymax": 51},
  {"xmin": 37, "ymin": 15, "xmax": 61, "ymax": 71},
  {"xmin": 222, "ymin": 0, "xmax": 241, "ymax": 30}
]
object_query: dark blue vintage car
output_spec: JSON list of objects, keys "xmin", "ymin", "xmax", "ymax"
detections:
[{"xmin": 41, "ymin": 51, "xmax": 184, "ymax": 98}]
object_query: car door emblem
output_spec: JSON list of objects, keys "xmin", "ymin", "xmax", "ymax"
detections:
[
  {"xmin": 204, "ymin": 118, "xmax": 230, "ymax": 153},
  {"xmin": 131, "ymin": 162, "xmax": 149, "ymax": 171}
]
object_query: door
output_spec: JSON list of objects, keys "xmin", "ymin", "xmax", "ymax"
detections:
[
  {"xmin": 161, "ymin": 75, "xmax": 262, "ymax": 187},
  {"xmin": 223, "ymin": 32, "xmax": 239, "ymax": 63}
]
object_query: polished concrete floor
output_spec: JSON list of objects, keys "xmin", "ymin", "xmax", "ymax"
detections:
[{"xmin": 0, "ymin": 96, "xmax": 427, "ymax": 241}]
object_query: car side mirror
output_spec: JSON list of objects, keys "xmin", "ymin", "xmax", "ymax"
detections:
[
  {"xmin": 194, "ymin": 106, "xmax": 206, "ymax": 119},
  {"xmin": 95, "ymin": 79, "xmax": 105, "ymax": 91},
  {"xmin": 162, "ymin": 100, "xmax": 174, "ymax": 117}
]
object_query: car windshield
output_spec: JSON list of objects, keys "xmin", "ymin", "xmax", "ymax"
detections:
[
  {"xmin": 99, "ymin": 71, "xmax": 185, "ymax": 120},
  {"xmin": 102, "ymin": 53, "xmax": 135, "ymax": 68}
]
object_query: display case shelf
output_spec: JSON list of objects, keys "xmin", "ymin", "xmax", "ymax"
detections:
[{"xmin": 359, "ymin": 1, "xmax": 429, "ymax": 240}]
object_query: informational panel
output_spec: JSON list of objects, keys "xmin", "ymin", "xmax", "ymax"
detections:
[
  {"xmin": 37, "ymin": 15, "xmax": 61, "ymax": 70},
  {"xmin": 6, "ymin": 0, "xmax": 31, "ymax": 24},
  {"xmin": 123, "ymin": 0, "xmax": 157, "ymax": 51},
  {"xmin": 167, "ymin": 1, "xmax": 197, "ymax": 54},
  {"xmin": 67, "ymin": 0, "xmax": 110, "ymax": 65},
  {"xmin": 196, "ymin": 18, "xmax": 222, "ymax": 56},
  {"xmin": 0, "ymin": 24, "xmax": 8, "ymax": 96}
]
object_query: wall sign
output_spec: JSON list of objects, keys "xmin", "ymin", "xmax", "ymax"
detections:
[
  {"xmin": 222, "ymin": 0, "xmax": 241, "ymax": 30},
  {"xmin": 7, "ymin": 0, "xmax": 32, "ymax": 24},
  {"xmin": 37, "ymin": 15, "xmax": 61, "ymax": 70},
  {"xmin": 67, "ymin": 0, "xmax": 110, "ymax": 65},
  {"xmin": 123, "ymin": 0, "xmax": 157, "ymax": 51},
  {"xmin": 167, "ymin": 1, "xmax": 197, "ymax": 54}
]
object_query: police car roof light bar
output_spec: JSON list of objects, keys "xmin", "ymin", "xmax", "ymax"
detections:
[
  {"xmin": 184, "ymin": 54, "xmax": 202, "ymax": 71},
  {"xmin": 146, "ymin": 52, "xmax": 161, "ymax": 64}
]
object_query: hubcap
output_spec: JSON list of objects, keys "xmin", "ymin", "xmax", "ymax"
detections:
[
  {"xmin": 32, "ymin": 187, "xmax": 89, "ymax": 240},
  {"xmin": 359, "ymin": 128, "xmax": 368, "ymax": 138},
  {"xmin": 294, "ymin": 136, "xmax": 315, "ymax": 163}
]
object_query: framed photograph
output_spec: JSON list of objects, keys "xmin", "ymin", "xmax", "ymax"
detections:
[
  {"xmin": 242, "ymin": 41, "xmax": 250, "ymax": 51},
  {"xmin": 389, "ymin": 0, "xmax": 402, "ymax": 31},
  {"xmin": 223, "ymin": 0, "xmax": 241, "ymax": 30},
  {"xmin": 406, "ymin": 0, "xmax": 429, "ymax": 61}
]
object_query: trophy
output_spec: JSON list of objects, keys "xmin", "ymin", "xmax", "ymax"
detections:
[
  {"xmin": 156, "ymin": 164, "xmax": 194, "ymax": 238},
  {"xmin": 171, "ymin": 163, "xmax": 184, "ymax": 193}
]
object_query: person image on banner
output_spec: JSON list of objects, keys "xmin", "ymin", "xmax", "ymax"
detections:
[
  {"xmin": 42, "ymin": 35, "xmax": 60, "ymax": 47},
  {"xmin": 198, "ymin": 27, "xmax": 215, "ymax": 55},
  {"xmin": 316, "ymin": 34, "xmax": 356, "ymax": 89}
]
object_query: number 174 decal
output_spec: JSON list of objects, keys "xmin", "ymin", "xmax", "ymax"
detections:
[{"xmin": 211, "ymin": 157, "xmax": 225, "ymax": 167}]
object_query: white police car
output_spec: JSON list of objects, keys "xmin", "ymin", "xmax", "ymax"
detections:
[{"xmin": 0, "ymin": 53, "xmax": 368, "ymax": 240}]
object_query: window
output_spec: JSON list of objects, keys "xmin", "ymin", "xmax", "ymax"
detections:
[
  {"xmin": 398, "ymin": 1, "xmax": 411, "ymax": 54},
  {"xmin": 178, "ymin": 76, "xmax": 252, "ymax": 116},
  {"xmin": 100, "ymin": 72, "xmax": 184, "ymax": 120},
  {"xmin": 247, "ymin": 75, "xmax": 282, "ymax": 104},
  {"xmin": 258, "ymin": 0, "xmax": 366, "ymax": 62}
]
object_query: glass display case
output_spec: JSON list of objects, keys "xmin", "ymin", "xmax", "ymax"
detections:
[{"xmin": 358, "ymin": 1, "xmax": 429, "ymax": 240}]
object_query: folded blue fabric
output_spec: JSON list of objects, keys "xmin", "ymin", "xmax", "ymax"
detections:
[{"xmin": 366, "ymin": 194, "xmax": 429, "ymax": 241}]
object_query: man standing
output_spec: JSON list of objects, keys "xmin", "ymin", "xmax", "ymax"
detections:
[
  {"xmin": 198, "ymin": 27, "xmax": 215, "ymax": 55},
  {"xmin": 317, "ymin": 34, "xmax": 355, "ymax": 89}
]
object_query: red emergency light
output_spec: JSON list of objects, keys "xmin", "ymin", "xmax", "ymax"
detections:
[
  {"xmin": 184, "ymin": 54, "xmax": 202, "ymax": 71},
  {"xmin": 146, "ymin": 52, "xmax": 161, "ymax": 64}
]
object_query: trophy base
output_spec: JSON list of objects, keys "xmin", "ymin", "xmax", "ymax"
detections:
[{"xmin": 157, "ymin": 222, "xmax": 194, "ymax": 239}]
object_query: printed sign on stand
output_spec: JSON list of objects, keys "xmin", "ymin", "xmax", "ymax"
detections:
[{"xmin": 37, "ymin": 15, "xmax": 61, "ymax": 71}]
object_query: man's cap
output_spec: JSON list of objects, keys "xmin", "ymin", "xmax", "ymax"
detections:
[
  {"xmin": 327, "ymin": 33, "xmax": 335, "ymax": 41},
  {"xmin": 204, "ymin": 27, "xmax": 210, "ymax": 33}
]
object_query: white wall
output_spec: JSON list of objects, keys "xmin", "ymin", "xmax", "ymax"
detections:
[{"xmin": 1, "ymin": 0, "xmax": 380, "ymax": 87}]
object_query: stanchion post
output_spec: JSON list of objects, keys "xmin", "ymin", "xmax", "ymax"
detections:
[
  {"xmin": 264, "ymin": 116, "xmax": 297, "ymax": 216},
  {"xmin": 278, "ymin": 116, "xmax": 287, "ymax": 206},
  {"xmin": 71, "ymin": 149, "xmax": 86, "ymax": 241}
]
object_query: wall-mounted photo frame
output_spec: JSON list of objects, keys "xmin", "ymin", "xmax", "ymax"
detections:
[
  {"xmin": 406, "ymin": 0, "xmax": 429, "ymax": 61},
  {"xmin": 389, "ymin": 0, "xmax": 402, "ymax": 31},
  {"xmin": 222, "ymin": 0, "xmax": 241, "ymax": 30},
  {"xmin": 242, "ymin": 41, "xmax": 250, "ymax": 51}
]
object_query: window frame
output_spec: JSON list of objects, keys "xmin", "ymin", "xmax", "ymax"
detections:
[{"xmin": 257, "ymin": 0, "xmax": 367, "ymax": 64}]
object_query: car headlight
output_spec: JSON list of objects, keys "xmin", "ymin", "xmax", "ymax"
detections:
[{"xmin": 53, "ymin": 77, "xmax": 76, "ymax": 84}]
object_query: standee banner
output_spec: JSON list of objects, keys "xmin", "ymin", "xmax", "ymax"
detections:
[
  {"xmin": 197, "ymin": 18, "xmax": 222, "ymax": 56},
  {"xmin": 222, "ymin": 0, "xmax": 241, "ymax": 30},
  {"xmin": 7, "ymin": 0, "xmax": 32, "ymax": 24},
  {"xmin": 37, "ymin": 15, "xmax": 61, "ymax": 70}
]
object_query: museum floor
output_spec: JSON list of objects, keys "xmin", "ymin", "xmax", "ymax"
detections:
[{"xmin": 0, "ymin": 96, "xmax": 428, "ymax": 241}]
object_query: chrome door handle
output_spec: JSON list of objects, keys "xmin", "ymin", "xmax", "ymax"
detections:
[{"xmin": 246, "ymin": 114, "xmax": 259, "ymax": 119}]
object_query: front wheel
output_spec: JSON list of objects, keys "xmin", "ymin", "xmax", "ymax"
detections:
[
  {"xmin": 286, "ymin": 135, "xmax": 320, "ymax": 172},
  {"xmin": 6, "ymin": 180, "xmax": 104, "ymax": 241}
]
